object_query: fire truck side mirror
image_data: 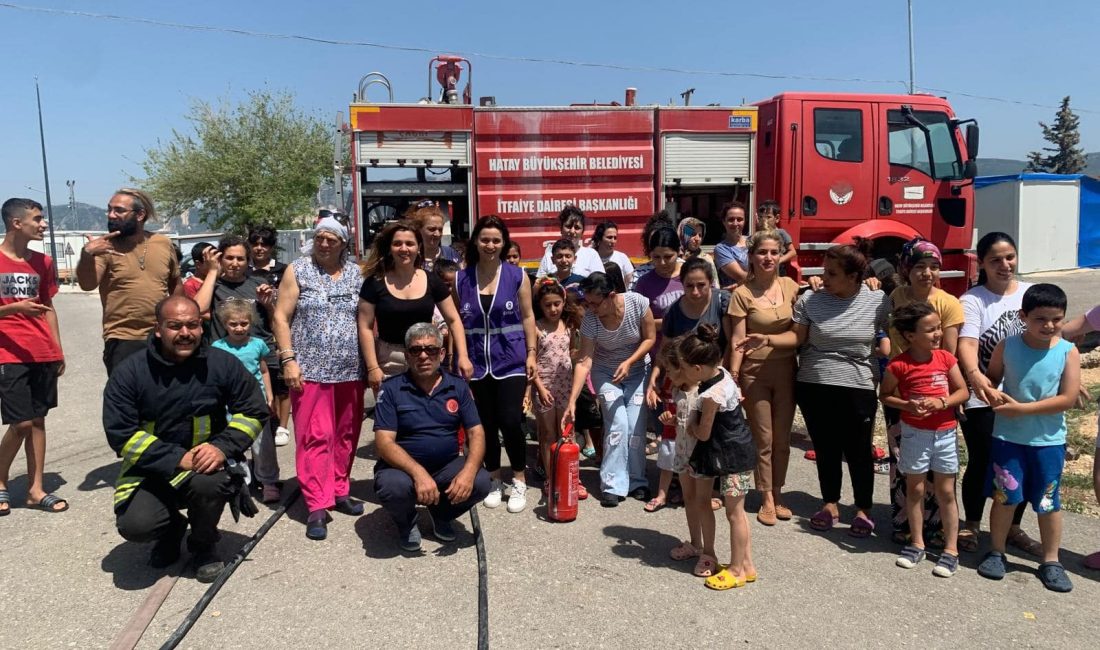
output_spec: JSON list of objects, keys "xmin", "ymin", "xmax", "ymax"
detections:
[
  {"xmin": 963, "ymin": 160, "xmax": 978, "ymax": 180},
  {"xmin": 965, "ymin": 123, "xmax": 979, "ymax": 160}
]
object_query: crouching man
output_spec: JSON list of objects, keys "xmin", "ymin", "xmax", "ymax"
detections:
[
  {"xmin": 105, "ymin": 295, "xmax": 269, "ymax": 582},
  {"xmin": 373, "ymin": 323, "xmax": 491, "ymax": 551}
]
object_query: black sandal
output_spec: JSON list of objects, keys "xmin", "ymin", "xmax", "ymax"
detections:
[
  {"xmin": 27, "ymin": 493, "xmax": 68, "ymax": 513},
  {"xmin": 0, "ymin": 489, "xmax": 10, "ymax": 516}
]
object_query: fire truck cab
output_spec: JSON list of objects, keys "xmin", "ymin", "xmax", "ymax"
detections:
[
  {"xmin": 344, "ymin": 57, "xmax": 979, "ymax": 292},
  {"xmin": 755, "ymin": 92, "xmax": 979, "ymax": 294}
]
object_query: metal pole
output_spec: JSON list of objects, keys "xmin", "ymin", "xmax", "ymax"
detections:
[
  {"xmin": 35, "ymin": 77, "xmax": 59, "ymax": 275},
  {"xmin": 907, "ymin": 0, "xmax": 916, "ymax": 94},
  {"xmin": 67, "ymin": 180, "xmax": 77, "ymax": 284}
]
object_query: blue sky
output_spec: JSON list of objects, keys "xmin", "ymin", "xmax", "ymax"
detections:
[{"xmin": 2, "ymin": 0, "xmax": 1097, "ymax": 209}]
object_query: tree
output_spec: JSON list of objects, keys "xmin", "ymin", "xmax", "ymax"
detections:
[
  {"xmin": 141, "ymin": 90, "xmax": 333, "ymax": 232},
  {"xmin": 1026, "ymin": 96, "xmax": 1086, "ymax": 174}
]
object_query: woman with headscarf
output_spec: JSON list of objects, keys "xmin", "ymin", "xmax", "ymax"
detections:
[{"xmin": 272, "ymin": 217, "xmax": 365, "ymax": 540}]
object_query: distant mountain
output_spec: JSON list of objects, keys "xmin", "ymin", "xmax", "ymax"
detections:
[
  {"xmin": 43, "ymin": 201, "xmax": 210, "ymax": 234},
  {"xmin": 43, "ymin": 201, "xmax": 107, "ymax": 231},
  {"xmin": 977, "ymin": 152, "xmax": 1100, "ymax": 177}
]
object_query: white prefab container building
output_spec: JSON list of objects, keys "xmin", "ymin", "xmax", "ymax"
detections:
[{"xmin": 974, "ymin": 174, "xmax": 1082, "ymax": 274}]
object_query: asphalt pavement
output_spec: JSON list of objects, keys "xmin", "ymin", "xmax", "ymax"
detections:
[{"xmin": 2, "ymin": 275, "xmax": 1099, "ymax": 649}]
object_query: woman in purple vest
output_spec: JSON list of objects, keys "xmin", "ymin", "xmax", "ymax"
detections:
[{"xmin": 457, "ymin": 216, "xmax": 538, "ymax": 513}]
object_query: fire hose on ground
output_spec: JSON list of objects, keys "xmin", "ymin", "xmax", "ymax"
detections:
[{"xmin": 110, "ymin": 484, "xmax": 491, "ymax": 649}]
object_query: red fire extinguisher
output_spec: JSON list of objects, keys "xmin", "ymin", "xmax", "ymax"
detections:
[{"xmin": 548, "ymin": 423, "xmax": 580, "ymax": 522}]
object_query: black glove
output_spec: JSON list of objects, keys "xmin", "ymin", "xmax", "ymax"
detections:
[{"xmin": 223, "ymin": 460, "xmax": 259, "ymax": 522}]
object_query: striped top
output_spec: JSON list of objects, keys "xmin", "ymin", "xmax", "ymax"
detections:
[
  {"xmin": 580, "ymin": 291, "xmax": 651, "ymax": 374},
  {"xmin": 793, "ymin": 285, "xmax": 889, "ymax": 389}
]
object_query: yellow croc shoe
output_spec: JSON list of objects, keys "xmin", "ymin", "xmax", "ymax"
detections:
[{"xmin": 704, "ymin": 567, "xmax": 745, "ymax": 591}]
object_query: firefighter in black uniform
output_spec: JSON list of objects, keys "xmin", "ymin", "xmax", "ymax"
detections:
[{"xmin": 104, "ymin": 295, "xmax": 269, "ymax": 582}]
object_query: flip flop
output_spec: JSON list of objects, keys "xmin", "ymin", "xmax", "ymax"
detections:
[
  {"xmin": 849, "ymin": 513, "xmax": 875, "ymax": 538},
  {"xmin": 643, "ymin": 497, "xmax": 667, "ymax": 513},
  {"xmin": 27, "ymin": 493, "xmax": 68, "ymax": 513},
  {"xmin": 804, "ymin": 450, "xmax": 816, "ymax": 461},
  {"xmin": 669, "ymin": 541, "xmax": 700, "ymax": 561},
  {"xmin": 704, "ymin": 567, "xmax": 745, "ymax": 591},
  {"xmin": 809, "ymin": 509, "xmax": 838, "ymax": 531},
  {"xmin": 0, "ymin": 489, "xmax": 10, "ymax": 516},
  {"xmin": 692, "ymin": 554, "xmax": 719, "ymax": 577}
]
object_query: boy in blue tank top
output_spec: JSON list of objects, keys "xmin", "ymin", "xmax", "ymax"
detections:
[{"xmin": 977, "ymin": 284, "xmax": 1079, "ymax": 592}]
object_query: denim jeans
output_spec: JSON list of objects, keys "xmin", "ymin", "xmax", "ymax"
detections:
[{"xmin": 593, "ymin": 362, "xmax": 650, "ymax": 497}]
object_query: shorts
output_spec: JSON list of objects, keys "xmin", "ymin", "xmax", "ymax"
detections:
[
  {"xmin": 898, "ymin": 423, "xmax": 959, "ymax": 475},
  {"xmin": 720, "ymin": 471, "xmax": 753, "ymax": 499},
  {"xmin": 656, "ymin": 438, "xmax": 676, "ymax": 471},
  {"xmin": 267, "ymin": 362, "xmax": 289, "ymax": 397},
  {"xmin": 103, "ymin": 338, "xmax": 146, "ymax": 376},
  {"xmin": 671, "ymin": 431, "xmax": 696, "ymax": 475},
  {"xmin": 0, "ymin": 362, "xmax": 61, "ymax": 424},
  {"xmin": 986, "ymin": 438, "xmax": 1065, "ymax": 514}
]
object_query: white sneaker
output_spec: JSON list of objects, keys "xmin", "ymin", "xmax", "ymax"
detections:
[
  {"xmin": 507, "ymin": 480, "xmax": 528, "ymax": 513},
  {"xmin": 274, "ymin": 427, "xmax": 291, "ymax": 447},
  {"xmin": 483, "ymin": 479, "xmax": 503, "ymax": 508}
]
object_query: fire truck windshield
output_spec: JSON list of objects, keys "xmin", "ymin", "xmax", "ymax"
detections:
[{"xmin": 887, "ymin": 110, "xmax": 964, "ymax": 180}]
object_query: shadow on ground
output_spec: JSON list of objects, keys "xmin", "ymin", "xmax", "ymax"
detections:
[
  {"xmin": 3, "ymin": 472, "xmax": 68, "ymax": 502},
  {"xmin": 79, "ymin": 461, "xmax": 120, "ymax": 491},
  {"xmin": 100, "ymin": 530, "xmax": 251, "ymax": 590}
]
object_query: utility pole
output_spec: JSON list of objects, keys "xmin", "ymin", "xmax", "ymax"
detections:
[
  {"xmin": 907, "ymin": 0, "xmax": 916, "ymax": 94},
  {"xmin": 66, "ymin": 180, "xmax": 76, "ymax": 220},
  {"xmin": 66, "ymin": 180, "xmax": 77, "ymax": 284},
  {"xmin": 35, "ymin": 77, "xmax": 59, "ymax": 275}
]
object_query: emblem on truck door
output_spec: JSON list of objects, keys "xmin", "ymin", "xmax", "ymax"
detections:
[{"xmin": 829, "ymin": 182, "xmax": 854, "ymax": 206}]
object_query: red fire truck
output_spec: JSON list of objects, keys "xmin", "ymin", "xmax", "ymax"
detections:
[{"xmin": 342, "ymin": 56, "xmax": 980, "ymax": 293}]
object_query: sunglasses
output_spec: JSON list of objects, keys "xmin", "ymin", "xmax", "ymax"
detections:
[{"xmin": 407, "ymin": 345, "xmax": 442, "ymax": 357}]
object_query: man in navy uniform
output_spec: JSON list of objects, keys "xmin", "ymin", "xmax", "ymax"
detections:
[{"xmin": 373, "ymin": 322, "xmax": 491, "ymax": 552}]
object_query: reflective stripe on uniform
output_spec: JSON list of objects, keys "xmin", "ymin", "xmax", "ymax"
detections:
[
  {"xmin": 169, "ymin": 470, "xmax": 193, "ymax": 487},
  {"xmin": 113, "ymin": 478, "xmax": 143, "ymax": 507},
  {"xmin": 192, "ymin": 415, "xmax": 211, "ymax": 447},
  {"xmin": 463, "ymin": 324, "xmax": 525, "ymax": 336},
  {"xmin": 227, "ymin": 413, "xmax": 262, "ymax": 440}
]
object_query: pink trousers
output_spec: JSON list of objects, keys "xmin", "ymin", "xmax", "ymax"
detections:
[{"xmin": 292, "ymin": 380, "xmax": 364, "ymax": 513}]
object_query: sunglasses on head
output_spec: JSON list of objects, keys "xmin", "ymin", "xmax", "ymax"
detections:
[
  {"xmin": 407, "ymin": 345, "xmax": 442, "ymax": 357},
  {"xmin": 414, "ymin": 199, "xmax": 436, "ymax": 209}
]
